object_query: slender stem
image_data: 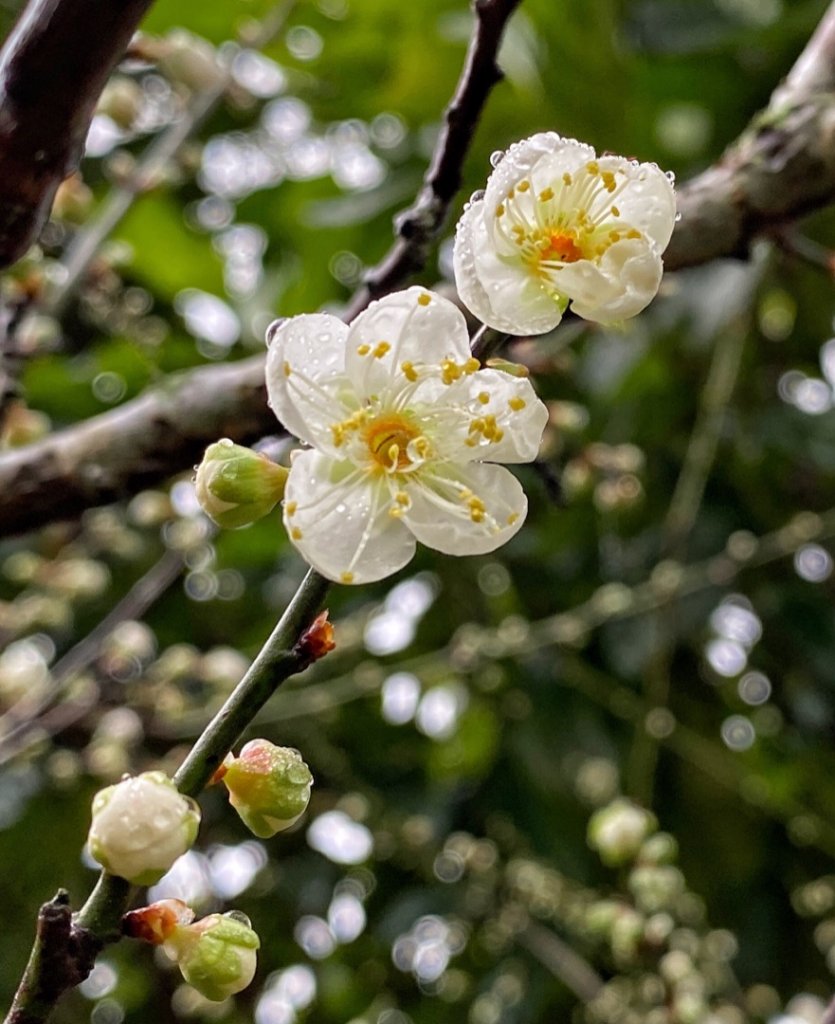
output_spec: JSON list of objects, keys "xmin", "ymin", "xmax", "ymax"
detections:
[
  {"xmin": 174, "ymin": 567, "xmax": 330, "ymax": 795},
  {"xmin": 4, "ymin": 566, "xmax": 329, "ymax": 1024}
]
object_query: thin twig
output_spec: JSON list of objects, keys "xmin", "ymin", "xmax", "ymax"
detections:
[
  {"xmin": 4, "ymin": 568, "xmax": 329, "ymax": 1024},
  {"xmin": 518, "ymin": 922, "xmax": 604, "ymax": 1004},
  {"xmin": 343, "ymin": 0, "xmax": 522, "ymax": 320},
  {"xmin": 0, "ymin": 547, "xmax": 187, "ymax": 767},
  {"xmin": 46, "ymin": 0, "xmax": 298, "ymax": 319}
]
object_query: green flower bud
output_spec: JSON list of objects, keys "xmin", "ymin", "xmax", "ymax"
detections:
[
  {"xmin": 222, "ymin": 739, "xmax": 312, "ymax": 838},
  {"xmin": 628, "ymin": 864, "xmax": 685, "ymax": 913},
  {"xmin": 195, "ymin": 440, "xmax": 287, "ymax": 529},
  {"xmin": 587, "ymin": 798, "xmax": 656, "ymax": 867},
  {"xmin": 88, "ymin": 771, "xmax": 201, "ymax": 884},
  {"xmin": 164, "ymin": 911, "xmax": 260, "ymax": 1001}
]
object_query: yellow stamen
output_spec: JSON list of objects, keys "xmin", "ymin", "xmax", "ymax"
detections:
[
  {"xmin": 464, "ymin": 357, "xmax": 480, "ymax": 374},
  {"xmin": 283, "ymin": 361, "xmax": 291, "ymax": 377},
  {"xmin": 340, "ymin": 571, "xmax": 355, "ymax": 584},
  {"xmin": 478, "ymin": 392, "xmax": 490, "ymax": 405},
  {"xmin": 356, "ymin": 344, "xmax": 371, "ymax": 356},
  {"xmin": 373, "ymin": 341, "xmax": 391, "ymax": 359},
  {"xmin": 517, "ymin": 180, "xmax": 530, "ymax": 193},
  {"xmin": 538, "ymin": 187, "xmax": 554, "ymax": 202},
  {"xmin": 495, "ymin": 203, "xmax": 505, "ymax": 217},
  {"xmin": 509, "ymin": 396, "xmax": 526, "ymax": 412},
  {"xmin": 401, "ymin": 361, "xmax": 418, "ymax": 382},
  {"xmin": 417, "ymin": 293, "xmax": 431, "ymax": 306},
  {"xmin": 285, "ymin": 501, "xmax": 297, "ymax": 516},
  {"xmin": 562, "ymin": 172, "xmax": 573, "ymax": 186},
  {"xmin": 291, "ymin": 527, "xmax": 303, "ymax": 540},
  {"xmin": 507, "ymin": 512, "xmax": 520, "ymax": 526}
]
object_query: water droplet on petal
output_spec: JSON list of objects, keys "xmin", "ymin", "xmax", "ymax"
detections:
[
  {"xmin": 489, "ymin": 150, "xmax": 505, "ymax": 168},
  {"xmin": 469, "ymin": 189, "xmax": 485, "ymax": 204}
]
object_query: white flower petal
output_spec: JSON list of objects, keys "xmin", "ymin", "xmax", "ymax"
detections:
[
  {"xmin": 593, "ymin": 156, "xmax": 676, "ymax": 252},
  {"xmin": 426, "ymin": 368, "xmax": 549, "ymax": 463},
  {"xmin": 454, "ymin": 202, "xmax": 563, "ymax": 335},
  {"xmin": 266, "ymin": 314, "xmax": 351, "ymax": 447},
  {"xmin": 483, "ymin": 133, "xmax": 596, "ymax": 214},
  {"xmin": 559, "ymin": 240, "xmax": 663, "ymax": 323},
  {"xmin": 284, "ymin": 449, "xmax": 416, "ymax": 584},
  {"xmin": 404, "ymin": 461, "xmax": 527, "ymax": 556},
  {"xmin": 345, "ymin": 287, "xmax": 471, "ymax": 399}
]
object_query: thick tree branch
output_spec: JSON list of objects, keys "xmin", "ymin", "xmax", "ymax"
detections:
[
  {"xmin": 0, "ymin": 355, "xmax": 269, "ymax": 535},
  {"xmin": 0, "ymin": 0, "xmax": 155, "ymax": 268}
]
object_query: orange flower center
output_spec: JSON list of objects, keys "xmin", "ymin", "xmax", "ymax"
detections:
[
  {"xmin": 364, "ymin": 415, "xmax": 420, "ymax": 471},
  {"xmin": 541, "ymin": 231, "xmax": 584, "ymax": 263}
]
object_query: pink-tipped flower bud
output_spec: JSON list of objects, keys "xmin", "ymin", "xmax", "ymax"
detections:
[
  {"xmin": 164, "ymin": 911, "xmax": 260, "ymax": 1001},
  {"xmin": 222, "ymin": 740, "xmax": 312, "ymax": 838},
  {"xmin": 87, "ymin": 771, "xmax": 201, "ymax": 884},
  {"xmin": 195, "ymin": 439, "xmax": 288, "ymax": 529}
]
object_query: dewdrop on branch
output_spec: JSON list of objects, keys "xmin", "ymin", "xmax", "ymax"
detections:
[
  {"xmin": 163, "ymin": 911, "xmax": 260, "ymax": 1002},
  {"xmin": 265, "ymin": 287, "xmax": 549, "ymax": 583},
  {"xmin": 87, "ymin": 771, "xmax": 201, "ymax": 884},
  {"xmin": 195, "ymin": 439, "xmax": 288, "ymax": 529},
  {"xmin": 453, "ymin": 132, "xmax": 676, "ymax": 335},
  {"xmin": 221, "ymin": 739, "xmax": 313, "ymax": 838}
]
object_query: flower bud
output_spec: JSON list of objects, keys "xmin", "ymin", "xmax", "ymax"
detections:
[
  {"xmin": 195, "ymin": 440, "xmax": 287, "ymax": 529},
  {"xmin": 164, "ymin": 911, "xmax": 260, "ymax": 1001},
  {"xmin": 88, "ymin": 771, "xmax": 201, "ymax": 884},
  {"xmin": 222, "ymin": 740, "xmax": 312, "ymax": 838},
  {"xmin": 587, "ymin": 798, "xmax": 656, "ymax": 867}
]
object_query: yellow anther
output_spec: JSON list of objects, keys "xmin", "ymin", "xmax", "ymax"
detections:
[
  {"xmin": 442, "ymin": 358, "xmax": 463, "ymax": 385},
  {"xmin": 611, "ymin": 205, "xmax": 621, "ymax": 217},
  {"xmin": 506, "ymin": 187, "xmax": 515, "ymax": 200},
  {"xmin": 587, "ymin": 160, "xmax": 599, "ymax": 175},
  {"xmin": 395, "ymin": 491, "xmax": 410, "ymax": 506},
  {"xmin": 373, "ymin": 341, "xmax": 391, "ymax": 359},
  {"xmin": 465, "ymin": 438, "xmax": 478, "ymax": 448},
  {"xmin": 291, "ymin": 527, "xmax": 303, "ymax": 540},
  {"xmin": 283, "ymin": 361, "xmax": 291, "ymax": 377},
  {"xmin": 463, "ymin": 357, "xmax": 480, "ymax": 374},
  {"xmin": 538, "ymin": 187, "xmax": 554, "ymax": 202},
  {"xmin": 331, "ymin": 424, "xmax": 345, "ymax": 446},
  {"xmin": 340, "ymin": 571, "xmax": 355, "ymax": 584},
  {"xmin": 417, "ymin": 293, "xmax": 431, "ymax": 306},
  {"xmin": 601, "ymin": 171, "xmax": 616, "ymax": 192},
  {"xmin": 495, "ymin": 203, "xmax": 505, "ymax": 217},
  {"xmin": 285, "ymin": 501, "xmax": 298, "ymax": 516},
  {"xmin": 626, "ymin": 228, "xmax": 642, "ymax": 240},
  {"xmin": 470, "ymin": 509, "xmax": 485, "ymax": 523},
  {"xmin": 508, "ymin": 396, "xmax": 526, "ymax": 412},
  {"xmin": 609, "ymin": 230, "xmax": 622, "ymax": 242},
  {"xmin": 468, "ymin": 496, "xmax": 486, "ymax": 512},
  {"xmin": 469, "ymin": 418, "xmax": 484, "ymax": 435},
  {"xmin": 401, "ymin": 361, "xmax": 418, "ymax": 382},
  {"xmin": 494, "ymin": 429, "xmax": 504, "ymax": 442},
  {"xmin": 507, "ymin": 512, "xmax": 520, "ymax": 526},
  {"xmin": 389, "ymin": 507, "xmax": 404, "ymax": 518},
  {"xmin": 356, "ymin": 344, "xmax": 371, "ymax": 356},
  {"xmin": 562, "ymin": 172, "xmax": 573, "ymax": 186},
  {"xmin": 517, "ymin": 180, "xmax": 530, "ymax": 193},
  {"xmin": 478, "ymin": 392, "xmax": 490, "ymax": 405}
]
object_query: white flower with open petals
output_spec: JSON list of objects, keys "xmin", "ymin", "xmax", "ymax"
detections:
[
  {"xmin": 453, "ymin": 133, "xmax": 676, "ymax": 335},
  {"xmin": 266, "ymin": 287, "xmax": 548, "ymax": 584}
]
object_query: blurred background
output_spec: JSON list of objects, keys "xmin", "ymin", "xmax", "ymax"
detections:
[{"xmin": 2, "ymin": 0, "xmax": 835, "ymax": 1022}]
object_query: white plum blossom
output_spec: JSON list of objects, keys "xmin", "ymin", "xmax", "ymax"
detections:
[
  {"xmin": 266, "ymin": 287, "xmax": 549, "ymax": 584},
  {"xmin": 87, "ymin": 771, "xmax": 201, "ymax": 885},
  {"xmin": 453, "ymin": 132, "xmax": 676, "ymax": 335}
]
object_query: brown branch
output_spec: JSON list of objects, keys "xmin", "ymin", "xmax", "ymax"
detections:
[
  {"xmin": 0, "ymin": 355, "xmax": 270, "ymax": 536},
  {"xmin": 6, "ymin": 891, "xmax": 102, "ymax": 1024},
  {"xmin": 0, "ymin": 0, "xmax": 156, "ymax": 269},
  {"xmin": 665, "ymin": 0, "xmax": 835, "ymax": 271},
  {"xmin": 343, "ymin": 0, "xmax": 523, "ymax": 320}
]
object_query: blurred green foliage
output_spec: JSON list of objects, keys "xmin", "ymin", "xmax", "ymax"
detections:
[{"xmin": 3, "ymin": 1, "xmax": 835, "ymax": 1023}]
